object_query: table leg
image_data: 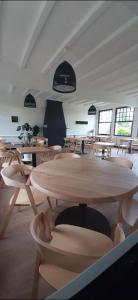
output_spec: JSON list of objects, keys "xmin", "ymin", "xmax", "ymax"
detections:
[
  {"xmin": 32, "ymin": 153, "xmax": 36, "ymax": 167},
  {"xmin": 55, "ymin": 204, "xmax": 111, "ymax": 237},
  {"xmin": 102, "ymin": 148, "xmax": 105, "ymax": 155},
  {"xmin": 128, "ymin": 141, "xmax": 132, "ymax": 154},
  {"xmin": 82, "ymin": 140, "xmax": 85, "ymax": 154}
]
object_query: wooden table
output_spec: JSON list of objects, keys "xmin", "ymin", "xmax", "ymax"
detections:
[
  {"xmin": 17, "ymin": 146, "xmax": 48, "ymax": 167},
  {"xmin": 74, "ymin": 137, "xmax": 91, "ymax": 154},
  {"xmin": 30, "ymin": 158, "xmax": 138, "ymax": 236},
  {"xmin": 94, "ymin": 142, "xmax": 115, "ymax": 156}
]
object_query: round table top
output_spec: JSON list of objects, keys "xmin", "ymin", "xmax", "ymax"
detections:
[
  {"xmin": 30, "ymin": 158, "xmax": 138, "ymax": 204},
  {"xmin": 94, "ymin": 142, "xmax": 115, "ymax": 147}
]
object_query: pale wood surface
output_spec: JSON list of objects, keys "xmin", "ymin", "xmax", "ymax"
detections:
[
  {"xmin": 30, "ymin": 158, "xmax": 138, "ymax": 204},
  {"xmin": 94, "ymin": 142, "xmax": 115, "ymax": 147},
  {"xmin": 39, "ymin": 264, "xmax": 78, "ymax": 290},
  {"xmin": 30, "ymin": 210, "xmax": 124, "ymax": 297},
  {"xmin": 17, "ymin": 146, "xmax": 48, "ymax": 154},
  {"xmin": 105, "ymin": 157, "xmax": 133, "ymax": 169},
  {"xmin": 54, "ymin": 153, "xmax": 80, "ymax": 159}
]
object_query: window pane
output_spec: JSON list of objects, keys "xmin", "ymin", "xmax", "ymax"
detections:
[
  {"xmin": 98, "ymin": 123, "xmax": 111, "ymax": 135},
  {"xmin": 116, "ymin": 107, "xmax": 134, "ymax": 123},
  {"xmin": 99, "ymin": 110, "xmax": 112, "ymax": 122},
  {"xmin": 115, "ymin": 122, "xmax": 132, "ymax": 136}
]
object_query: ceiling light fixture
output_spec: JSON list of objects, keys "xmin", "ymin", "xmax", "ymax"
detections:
[
  {"xmin": 24, "ymin": 94, "xmax": 36, "ymax": 108},
  {"xmin": 88, "ymin": 104, "xmax": 96, "ymax": 115},
  {"xmin": 53, "ymin": 61, "xmax": 76, "ymax": 93}
]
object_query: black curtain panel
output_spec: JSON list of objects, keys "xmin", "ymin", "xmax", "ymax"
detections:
[{"xmin": 43, "ymin": 100, "xmax": 66, "ymax": 146}]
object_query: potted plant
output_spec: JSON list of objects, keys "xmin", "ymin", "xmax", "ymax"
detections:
[{"xmin": 16, "ymin": 123, "xmax": 40, "ymax": 144}]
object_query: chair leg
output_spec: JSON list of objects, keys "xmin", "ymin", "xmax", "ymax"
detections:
[
  {"xmin": 0, "ymin": 188, "xmax": 20, "ymax": 238},
  {"xmin": 32, "ymin": 252, "xmax": 41, "ymax": 300},
  {"xmin": 25, "ymin": 186, "xmax": 37, "ymax": 215},
  {"xmin": 47, "ymin": 196, "xmax": 53, "ymax": 210}
]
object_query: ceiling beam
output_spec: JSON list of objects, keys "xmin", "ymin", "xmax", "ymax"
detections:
[
  {"xmin": 78, "ymin": 43, "xmax": 138, "ymax": 83},
  {"xmin": 74, "ymin": 16, "xmax": 138, "ymax": 70},
  {"xmin": 19, "ymin": 1, "xmax": 56, "ymax": 68},
  {"xmin": 41, "ymin": 1, "xmax": 109, "ymax": 74}
]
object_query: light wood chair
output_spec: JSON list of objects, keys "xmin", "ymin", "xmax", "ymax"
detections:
[
  {"xmin": 0, "ymin": 164, "xmax": 52, "ymax": 238},
  {"xmin": 121, "ymin": 193, "xmax": 138, "ymax": 233},
  {"xmin": 117, "ymin": 139, "xmax": 129, "ymax": 154},
  {"xmin": 92, "ymin": 144, "xmax": 111, "ymax": 159},
  {"xmin": 48, "ymin": 145, "xmax": 62, "ymax": 160},
  {"xmin": 54, "ymin": 153, "xmax": 80, "ymax": 206},
  {"xmin": 30, "ymin": 210, "xmax": 125, "ymax": 299},
  {"xmin": 105, "ymin": 157, "xmax": 133, "ymax": 169},
  {"xmin": 0, "ymin": 150, "xmax": 21, "ymax": 187},
  {"xmin": 54, "ymin": 153, "xmax": 80, "ymax": 159},
  {"xmin": 64, "ymin": 138, "xmax": 71, "ymax": 152},
  {"xmin": 131, "ymin": 139, "xmax": 138, "ymax": 153}
]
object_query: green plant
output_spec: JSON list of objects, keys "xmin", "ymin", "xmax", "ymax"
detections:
[
  {"xmin": 117, "ymin": 127, "xmax": 129, "ymax": 135},
  {"xmin": 16, "ymin": 123, "xmax": 40, "ymax": 142}
]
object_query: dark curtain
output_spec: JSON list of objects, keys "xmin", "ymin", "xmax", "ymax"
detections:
[{"xmin": 43, "ymin": 100, "xmax": 66, "ymax": 146}]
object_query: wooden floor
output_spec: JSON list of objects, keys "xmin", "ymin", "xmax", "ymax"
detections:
[{"xmin": 0, "ymin": 148, "xmax": 138, "ymax": 299}]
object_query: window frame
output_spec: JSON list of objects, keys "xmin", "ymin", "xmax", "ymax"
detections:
[
  {"xmin": 114, "ymin": 106, "xmax": 134, "ymax": 137},
  {"xmin": 98, "ymin": 109, "xmax": 112, "ymax": 136}
]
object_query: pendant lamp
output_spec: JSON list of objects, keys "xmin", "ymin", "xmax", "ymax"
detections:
[
  {"xmin": 88, "ymin": 105, "xmax": 96, "ymax": 115},
  {"xmin": 53, "ymin": 61, "xmax": 76, "ymax": 93},
  {"xmin": 24, "ymin": 94, "xmax": 36, "ymax": 108}
]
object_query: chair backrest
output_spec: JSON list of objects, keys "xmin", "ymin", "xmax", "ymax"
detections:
[
  {"xmin": 105, "ymin": 157, "xmax": 133, "ymax": 169},
  {"xmin": 119, "ymin": 139, "xmax": 129, "ymax": 146},
  {"xmin": 121, "ymin": 197, "xmax": 138, "ymax": 227},
  {"xmin": 30, "ymin": 211, "xmax": 125, "ymax": 272},
  {"xmin": 113, "ymin": 223, "xmax": 125, "ymax": 246},
  {"xmin": 54, "ymin": 153, "xmax": 80, "ymax": 160},
  {"xmin": 0, "ymin": 150, "xmax": 15, "ymax": 167},
  {"xmin": 48, "ymin": 145, "xmax": 62, "ymax": 151},
  {"xmin": 1, "ymin": 164, "xmax": 32, "ymax": 188}
]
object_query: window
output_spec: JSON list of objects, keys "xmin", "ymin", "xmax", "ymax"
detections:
[
  {"xmin": 114, "ymin": 106, "xmax": 134, "ymax": 137},
  {"xmin": 98, "ymin": 109, "xmax": 112, "ymax": 135}
]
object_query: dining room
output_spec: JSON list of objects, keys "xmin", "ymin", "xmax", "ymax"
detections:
[{"xmin": 0, "ymin": 1, "xmax": 138, "ymax": 300}]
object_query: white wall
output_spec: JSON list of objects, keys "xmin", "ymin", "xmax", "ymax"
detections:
[
  {"xmin": 0, "ymin": 95, "xmax": 96, "ymax": 143},
  {"xmin": 0, "ymin": 94, "xmax": 44, "ymax": 142},
  {"xmin": 63, "ymin": 103, "xmax": 96, "ymax": 136}
]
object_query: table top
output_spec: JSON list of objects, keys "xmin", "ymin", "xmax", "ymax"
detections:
[
  {"xmin": 17, "ymin": 146, "xmax": 48, "ymax": 154},
  {"xmin": 30, "ymin": 158, "xmax": 138, "ymax": 204},
  {"xmin": 94, "ymin": 142, "xmax": 115, "ymax": 147}
]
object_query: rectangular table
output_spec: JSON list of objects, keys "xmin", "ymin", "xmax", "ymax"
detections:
[{"xmin": 17, "ymin": 146, "xmax": 48, "ymax": 167}]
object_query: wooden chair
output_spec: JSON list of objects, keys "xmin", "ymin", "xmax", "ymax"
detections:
[
  {"xmin": 0, "ymin": 164, "xmax": 51, "ymax": 238},
  {"xmin": 92, "ymin": 144, "xmax": 111, "ymax": 159},
  {"xmin": 0, "ymin": 150, "xmax": 21, "ymax": 168},
  {"xmin": 117, "ymin": 139, "xmax": 129, "ymax": 154},
  {"xmin": 48, "ymin": 145, "xmax": 62, "ymax": 160},
  {"xmin": 121, "ymin": 193, "xmax": 138, "ymax": 233},
  {"xmin": 54, "ymin": 153, "xmax": 80, "ymax": 159},
  {"xmin": 30, "ymin": 210, "xmax": 125, "ymax": 299},
  {"xmin": 63, "ymin": 138, "xmax": 69, "ymax": 150},
  {"xmin": 131, "ymin": 139, "xmax": 138, "ymax": 153},
  {"xmin": 105, "ymin": 157, "xmax": 133, "ymax": 169},
  {"xmin": 54, "ymin": 153, "xmax": 80, "ymax": 206},
  {"xmin": 0, "ymin": 150, "xmax": 21, "ymax": 187}
]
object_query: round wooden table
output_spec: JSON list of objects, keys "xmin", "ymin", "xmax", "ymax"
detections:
[
  {"xmin": 30, "ymin": 158, "xmax": 138, "ymax": 236},
  {"xmin": 94, "ymin": 142, "xmax": 115, "ymax": 155}
]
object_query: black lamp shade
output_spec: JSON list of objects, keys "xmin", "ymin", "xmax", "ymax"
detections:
[
  {"xmin": 88, "ymin": 105, "xmax": 96, "ymax": 115},
  {"xmin": 53, "ymin": 61, "xmax": 76, "ymax": 93},
  {"xmin": 24, "ymin": 94, "xmax": 36, "ymax": 108}
]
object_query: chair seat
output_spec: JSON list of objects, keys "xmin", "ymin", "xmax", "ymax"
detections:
[
  {"xmin": 9, "ymin": 186, "xmax": 45, "ymax": 206},
  {"xmin": 39, "ymin": 263, "xmax": 78, "ymax": 290},
  {"xmin": 50, "ymin": 224, "xmax": 113, "ymax": 258}
]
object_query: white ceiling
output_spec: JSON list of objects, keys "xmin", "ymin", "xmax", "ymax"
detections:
[{"xmin": 0, "ymin": 0, "xmax": 138, "ymax": 107}]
